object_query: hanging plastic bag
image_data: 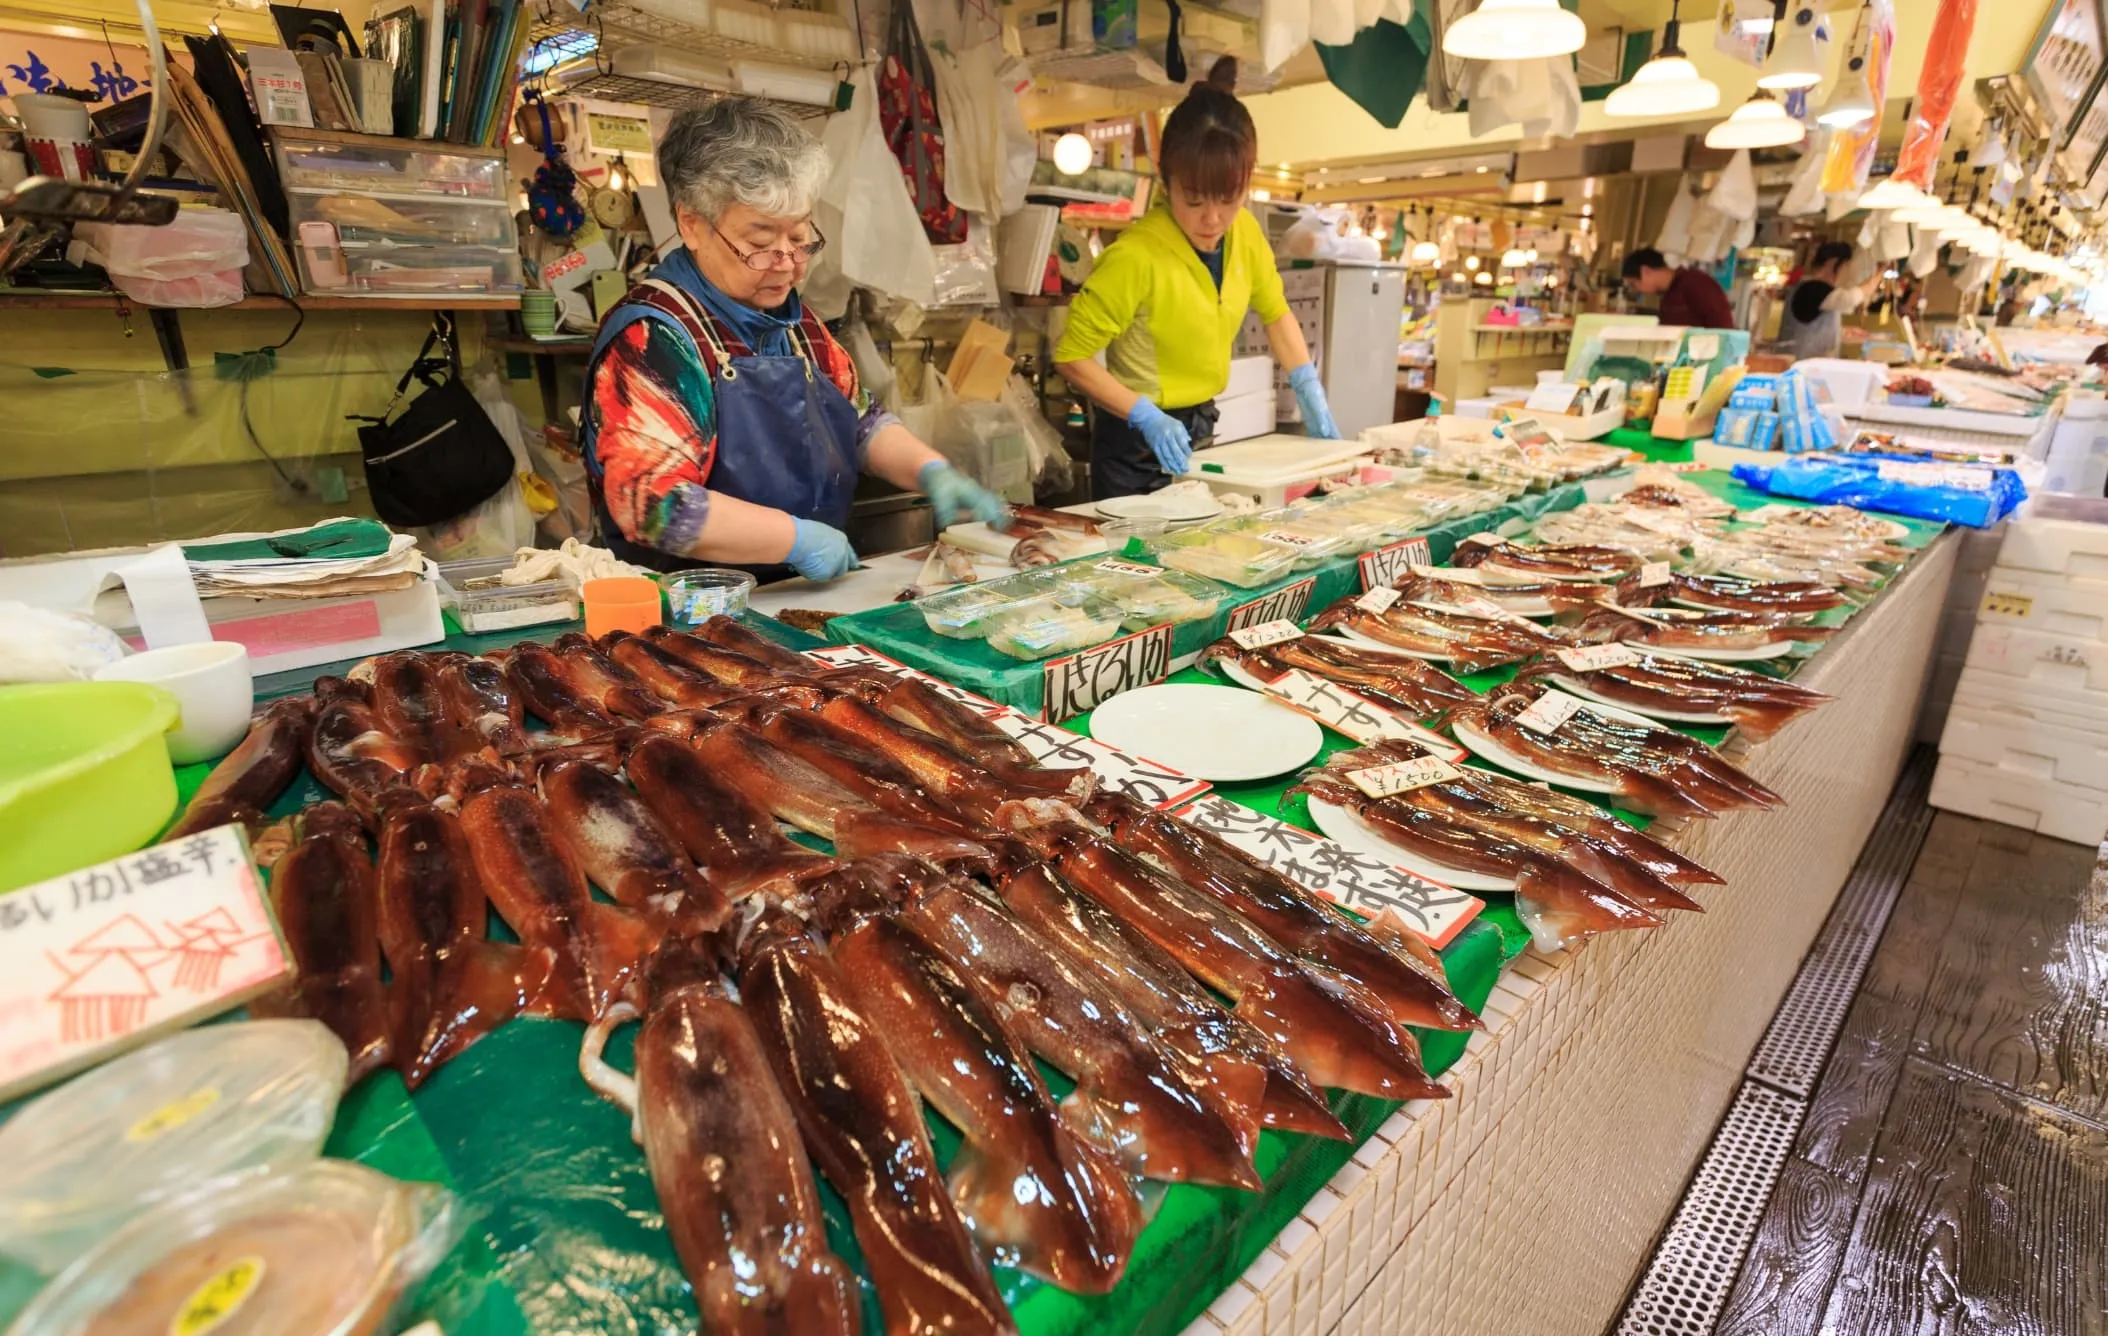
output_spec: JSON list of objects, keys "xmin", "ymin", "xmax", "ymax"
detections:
[
  {"xmin": 878, "ymin": 0, "xmax": 968, "ymax": 244},
  {"xmin": 1656, "ymin": 176, "xmax": 1697, "ymax": 258},
  {"xmin": 1821, "ymin": 0, "xmax": 1894, "ymax": 194},
  {"xmin": 1004, "ymin": 373, "xmax": 1072, "ymax": 493},
  {"xmin": 1708, "ymin": 149, "xmax": 1759, "ymax": 221},
  {"xmin": 992, "ymin": 56, "xmax": 1039, "ymax": 216},
  {"xmin": 842, "ymin": 316, "xmax": 900, "ymax": 415},
  {"xmin": 1856, "ymin": 209, "xmax": 1884, "ymax": 250},
  {"xmin": 1780, "ymin": 132, "xmax": 1829, "ymax": 216},
  {"xmin": 1281, "ymin": 208, "xmax": 1344, "ymax": 261},
  {"xmin": 1907, "ymin": 226, "xmax": 1944, "ymax": 277},
  {"xmin": 1261, "ymin": 0, "xmax": 1310, "ymax": 72},
  {"xmin": 807, "ymin": 67, "xmax": 938, "ymax": 319},
  {"xmin": 1876, "ymin": 215, "xmax": 1911, "ymax": 262},
  {"xmin": 1308, "ymin": 0, "xmax": 1358, "ymax": 49},
  {"xmin": 1893, "ymin": 0, "xmax": 1976, "ymax": 188},
  {"xmin": 930, "ymin": 41, "xmax": 1022, "ymax": 218},
  {"xmin": 1466, "ymin": 56, "xmax": 1579, "ymax": 140},
  {"xmin": 530, "ymin": 427, "xmax": 592, "ymax": 545},
  {"xmin": 930, "ymin": 214, "xmax": 1001, "ymax": 307}
]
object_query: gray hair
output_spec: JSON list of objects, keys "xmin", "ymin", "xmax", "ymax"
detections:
[{"xmin": 658, "ymin": 97, "xmax": 830, "ymax": 220}]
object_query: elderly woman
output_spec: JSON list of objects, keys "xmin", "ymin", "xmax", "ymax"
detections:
[{"xmin": 581, "ymin": 99, "xmax": 1003, "ymax": 581}]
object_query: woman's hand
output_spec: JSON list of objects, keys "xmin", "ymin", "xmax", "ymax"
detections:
[
  {"xmin": 918, "ymin": 460, "xmax": 1008, "ymax": 526},
  {"xmin": 1287, "ymin": 363, "xmax": 1340, "ymax": 440},
  {"xmin": 786, "ymin": 518, "xmax": 858, "ymax": 581},
  {"xmin": 1128, "ymin": 398, "xmax": 1194, "ymax": 474}
]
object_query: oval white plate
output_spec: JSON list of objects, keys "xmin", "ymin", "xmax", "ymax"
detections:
[
  {"xmin": 1307, "ymin": 797, "xmax": 1517, "ymax": 892},
  {"xmin": 1096, "ymin": 493, "xmax": 1224, "ymax": 523},
  {"xmin": 1090, "ymin": 683, "xmax": 1322, "ymax": 782},
  {"xmin": 1667, "ymin": 595, "xmax": 1823, "ymax": 624}
]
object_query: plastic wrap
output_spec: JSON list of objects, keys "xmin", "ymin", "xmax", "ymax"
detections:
[
  {"xmin": 1821, "ymin": 0, "xmax": 1894, "ymax": 195},
  {"xmin": 1731, "ymin": 454, "xmax": 2025, "ymax": 528},
  {"xmin": 1893, "ymin": 0, "xmax": 1976, "ymax": 189}
]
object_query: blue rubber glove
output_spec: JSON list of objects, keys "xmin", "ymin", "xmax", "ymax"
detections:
[
  {"xmin": 786, "ymin": 517, "xmax": 857, "ymax": 581},
  {"xmin": 918, "ymin": 459, "xmax": 1009, "ymax": 527},
  {"xmin": 1288, "ymin": 363, "xmax": 1340, "ymax": 440},
  {"xmin": 1127, "ymin": 397, "xmax": 1194, "ymax": 476}
]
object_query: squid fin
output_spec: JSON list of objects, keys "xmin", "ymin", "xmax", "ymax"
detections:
[{"xmin": 1511, "ymin": 861, "xmax": 1662, "ymax": 953}]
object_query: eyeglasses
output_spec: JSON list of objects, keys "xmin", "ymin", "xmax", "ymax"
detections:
[{"xmin": 711, "ymin": 219, "xmax": 827, "ymax": 271}]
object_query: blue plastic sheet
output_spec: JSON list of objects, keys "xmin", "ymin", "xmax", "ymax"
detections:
[{"xmin": 1731, "ymin": 453, "xmax": 2025, "ymax": 527}]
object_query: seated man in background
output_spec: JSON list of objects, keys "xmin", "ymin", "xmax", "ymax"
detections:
[{"xmin": 1622, "ymin": 247, "xmax": 1737, "ymax": 330}]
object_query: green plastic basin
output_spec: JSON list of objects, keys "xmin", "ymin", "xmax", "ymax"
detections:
[{"xmin": 0, "ymin": 682, "xmax": 180, "ymax": 894}]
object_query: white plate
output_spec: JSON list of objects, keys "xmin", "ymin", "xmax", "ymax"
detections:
[
  {"xmin": 1095, "ymin": 493, "xmax": 1225, "ymax": 523},
  {"xmin": 1449, "ymin": 715, "xmax": 1621, "ymax": 793},
  {"xmin": 1667, "ymin": 596, "xmax": 1822, "ymax": 624},
  {"xmin": 1090, "ymin": 683, "xmax": 1322, "ymax": 782},
  {"xmin": 1307, "ymin": 798, "xmax": 1518, "ymax": 893}
]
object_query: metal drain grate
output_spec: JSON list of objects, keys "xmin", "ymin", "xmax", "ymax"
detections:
[
  {"xmin": 1613, "ymin": 1080, "xmax": 1809, "ymax": 1336},
  {"xmin": 1744, "ymin": 752, "xmax": 1935, "ymax": 1096}
]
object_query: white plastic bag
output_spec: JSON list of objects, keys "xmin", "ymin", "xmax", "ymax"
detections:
[
  {"xmin": 806, "ymin": 66, "xmax": 937, "ymax": 318},
  {"xmin": 1260, "ymin": 0, "xmax": 1310, "ymax": 72},
  {"xmin": 0, "ymin": 603, "xmax": 127, "ymax": 683},
  {"xmin": 1907, "ymin": 226, "xmax": 1944, "ymax": 277},
  {"xmin": 843, "ymin": 316, "xmax": 900, "ymax": 414},
  {"xmin": 930, "ymin": 41, "xmax": 1020, "ymax": 217},
  {"xmin": 1466, "ymin": 56, "xmax": 1579, "ymax": 139},
  {"xmin": 1281, "ymin": 208, "xmax": 1345, "ymax": 261},
  {"xmin": 1779, "ymin": 132, "xmax": 1829, "ymax": 216},
  {"xmin": 1308, "ymin": 0, "xmax": 1357, "ymax": 48},
  {"xmin": 1708, "ymin": 149, "xmax": 1758, "ymax": 221},
  {"xmin": 929, "ymin": 215, "xmax": 1001, "ymax": 307},
  {"xmin": 1656, "ymin": 176, "xmax": 1697, "ymax": 258},
  {"xmin": 1876, "ymin": 216, "xmax": 1911, "ymax": 262}
]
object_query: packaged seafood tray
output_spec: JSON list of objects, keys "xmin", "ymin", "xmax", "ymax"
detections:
[
  {"xmin": 1204, "ymin": 510, "xmax": 1356, "ymax": 568},
  {"xmin": 1305, "ymin": 490, "xmax": 1436, "ymax": 541},
  {"xmin": 916, "ymin": 581, "xmax": 1025, "ymax": 639},
  {"xmin": 983, "ymin": 595, "xmax": 1127, "ymax": 659},
  {"xmin": 438, "ymin": 557, "xmax": 580, "ymax": 634},
  {"xmin": 1147, "ymin": 527, "xmax": 1305, "ymax": 588},
  {"xmin": 1036, "ymin": 557, "xmax": 1228, "ymax": 630}
]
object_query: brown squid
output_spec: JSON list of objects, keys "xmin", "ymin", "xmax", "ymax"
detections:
[
  {"xmin": 259, "ymin": 801, "xmax": 389, "ymax": 1081},
  {"xmin": 165, "ymin": 694, "xmax": 316, "ymax": 839}
]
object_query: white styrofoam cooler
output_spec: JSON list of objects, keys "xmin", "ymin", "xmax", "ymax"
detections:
[
  {"xmin": 1939, "ymin": 703, "xmax": 2108, "ymax": 790},
  {"xmin": 1994, "ymin": 514, "xmax": 2108, "ymax": 579},
  {"xmin": 1974, "ymin": 567, "xmax": 2108, "ymax": 640},
  {"xmin": 1950, "ymin": 663, "xmax": 2108, "ymax": 735},
  {"xmin": 1962, "ymin": 623, "xmax": 2108, "ymax": 694},
  {"xmin": 1929, "ymin": 752, "xmax": 2108, "ymax": 845},
  {"xmin": 1224, "ymin": 355, "xmax": 1275, "ymax": 402}
]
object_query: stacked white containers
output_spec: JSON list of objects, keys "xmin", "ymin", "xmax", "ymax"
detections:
[
  {"xmin": 1931, "ymin": 503, "xmax": 2108, "ymax": 843},
  {"xmin": 2042, "ymin": 395, "xmax": 2108, "ymax": 498}
]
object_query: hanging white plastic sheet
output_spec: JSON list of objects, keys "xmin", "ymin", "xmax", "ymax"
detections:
[{"xmin": 805, "ymin": 66, "xmax": 938, "ymax": 319}]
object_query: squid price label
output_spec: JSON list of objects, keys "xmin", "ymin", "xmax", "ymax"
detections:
[
  {"xmin": 1228, "ymin": 620, "xmax": 1304, "ymax": 650},
  {"xmin": 1042, "ymin": 623, "xmax": 1175, "ymax": 722},
  {"xmin": 1093, "ymin": 559, "xmax": 1163, "ymax": 579},
  {"xmin": 1515, "ymin": 688, "xmax": 1587, "ymax": 734},
  {"xmin": 1346, "ymin": 755, "xmax": 1462, "ymax": 797},
  {"xmin": 1556, "ymin": 644, "xmax": 1641, "ymax": 673},
  {"xmin": 1637, "ymin": 561, "xmax": 1673, "ymax": 588},
  {"xmin": 1354, "ymin": 586, "xmax": 1401, "ymax": 615},
  {"xmin": 1172, "ymin": 795, "xmax": 1482, "ymax": 947},
  {"xmin": 1226, "ymin": 578, "xmax": 1315, "ymax": 632},
  {"xmin": 1260, "ymin": 529, "xmax": 1328, "ymax": 548},
  {"xmin": 1358, "ymin": 537, "xmax": 1432, "ymax": 592},
  {"xmin": 1260, "ymin": 670, "xmax": 1467, "ymax": 758}
]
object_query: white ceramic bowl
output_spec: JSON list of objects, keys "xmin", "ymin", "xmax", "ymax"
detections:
[{"xmin": 94, "ymin": 642, "xmax": 253, "ymax": 765}]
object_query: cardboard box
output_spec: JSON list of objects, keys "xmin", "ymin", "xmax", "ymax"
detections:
[{"xmin": 947, "ymin": 319, "xmax": 1013, "ymax": 402}]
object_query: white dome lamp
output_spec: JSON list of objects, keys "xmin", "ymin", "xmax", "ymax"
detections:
[
  {"xmin": 1411, "ymin": 239, "xmax": 1442, "ymax": 264},
  {"xmin": 1705, "ymin": 91, "xmax": 1807, "ymax": 150},
  {"xmin": 1758, "ymin": 3, "xmax": 1824, "ymax": 91},
  {"xmin": 1857, "ymin": 177, "xmax": 1934, "ymax": 211},
  {"xmin": 1605, "ymin": 0, "xmax": 1721, "ymax": 118},
  {"xmin": 1052, "ymin": 132, "xmax": 1094, "ymax": 176},
  {"xmin": 1442, "ymin": 0, "xmax": 1587, "ymax": 61}
]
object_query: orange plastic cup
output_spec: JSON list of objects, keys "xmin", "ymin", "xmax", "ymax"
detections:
[{"xmin": 582, "ymin": 576, "xmax": 662, "ymax": 637}]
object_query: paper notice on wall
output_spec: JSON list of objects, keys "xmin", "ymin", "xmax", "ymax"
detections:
[{"xmin": 246, "ymin": 48, "xmax": 315, "ymax": 128}]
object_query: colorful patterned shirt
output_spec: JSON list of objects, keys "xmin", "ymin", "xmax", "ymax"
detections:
[{"xmin": 588, "ymin": 310, "xmax": 893, "ymax": 556}]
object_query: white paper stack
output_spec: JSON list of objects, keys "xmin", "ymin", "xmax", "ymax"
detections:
[
  {"xmin": 1932, "ymin": 501, "xmax": 2108, "ymax": 843},
  {"xmin": 186, "ymin": 532, "xmax": 425, "ymax": 601}
]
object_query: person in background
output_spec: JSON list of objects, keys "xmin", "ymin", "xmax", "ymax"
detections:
[
  {"xmin": 1621, "ymin": 247, "xmax": 1737, "ymax": 330},
  {"xmin": 1054, "ymin": 57, "xmax": 1339, "ymax": 500},
  {"xmin": 579, "ymin": 99, "xmax": 1005, "ymax": 584},
  {"xmin": 1778, "ymin": 241, "xmax": 1873, "ymax": 359}
]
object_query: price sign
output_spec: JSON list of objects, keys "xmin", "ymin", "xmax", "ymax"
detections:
[
  {"xmin": 1347, "ymin": 755, "xmax": 1463, "ymax": 797},
  {"xmin": 1638, "ymin": 561, "xmax": 1673, "ymax": 588},
  {"xmin": 1256, "ymin": 669, "xmax": 1467, "ymax": 758},
  {"xmin": 1228, "ymin": 620, "xmax": 1304, "ymax": 650},
  {"xmin": 989, "ymin": 713, "xmax": 1209, "ymax": 809},
  {"xmin": 0, "ymin": 825, "xmax": 290, "ymax": 1103},
  {"xmin": 1226, "ymin": 578, "xmax": 1316, "ymax": 632},
  {"xmin": 1556, "ymin": 644, "xmax": 1641, "ymax": 672},
  {"xmin": 1093, "ymin": 559, "xmax": 1163, "ymax": 579},
  {"xmin": 1172, "ymin": 796, "xmax": 1483, "ymax": 947},
  {"xmin": 1982, "ymin": 590, "xmax": 2034, "ymax": 619},
  {"xmin": 1515, "ymin": 687, "xmax": 1588, "ymax": 734},
  {"xmin": 586, "ymin": 111, "xmax": 655, "ymax": 153},
  {"xmin": 1358, "ymin": 537, "xmax": 1432, "ymax": 592},
  {"xmin": 1260, "ymin": 529, "xmax": 1329, "ymax": 548},
  {"xmin": 1355, "ymin": 586, "xmax": 1402, "ymax": 614},
  {"xmin": 1410, "ymin": 562, "xmax": 1485, "ymax": 585},
  {"xmin": 1042, "ymin": 623, "xmax": 1174, "ymax": 722}
]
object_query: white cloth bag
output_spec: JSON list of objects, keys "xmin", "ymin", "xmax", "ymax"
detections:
[
  {"xmin": 1465, "ymin": 56, "xmax": 1579, "ymax": 140},
  {"xmin": 805, "ymin": 66, "xmax": 938, "ymax": 319}
]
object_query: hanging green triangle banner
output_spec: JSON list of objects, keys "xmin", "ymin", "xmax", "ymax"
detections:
[{"xmin": 1315, "ymin": 12, "xmax": 1433, "ymax": 131}]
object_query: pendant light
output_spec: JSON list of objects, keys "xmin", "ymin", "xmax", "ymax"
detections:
[
  {"xmin": 1757, "ymin": 3, "xmax": 1824, "ymax": 90},
  {"xmin": 1606, "ymin": 0, "xmax": 1720, "ymax": 118},
  {"xmin": 1411, "ymin": 238, "xmax": 1442, "ymax": 263},
  {"xmin": 1816, "ymin": 5, "xmax": 1876, "ymax": 129},
  {"xmin": 1052, "ymin": 132, "xmax": 1093, "ymax": 176},
  {"xmin": 1501, "ymin": 247, "xmax": 1530, "ymax": 268},
  {"xmin": 1441, "ymin": 0, "xmax": 1587, "ymax": 61},
  {"xmin": 1705, "ymin": 91, "xmax": 1806, "ymax": 149},
  {"xmin": 1857, "ymin": 177, "xmax": 1933, "ymax": 211}
]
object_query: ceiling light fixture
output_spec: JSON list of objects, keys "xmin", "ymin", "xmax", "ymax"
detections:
[
  {"xmin": 1757, "ymin": 3, "xmax": 1824, "ymax": 90},
  {"xmin": 1606, "ymin": 0, "xmax": 1721, "ymax": 118},
  {"xmin": 1412, "ymin": 239, "xmax": 1442, "ymax": 263},
  {"xmin": 1704, "ymin": 91, "xmax": 1807, "ymax": 149},
  {"xmin": 1501, "ymin": 247, "xmax": 1530, "ymax": 267},
  {"xmin": 1441, "ymin": 0, "xmax": 1587, "ymax": 61},
  {"xmin": 1856, "ymin": 177, "xmax": 1933, "ymax": 211},
  {"xmin": 1053, "ymin": 132, "xmax": 1093, "ymax": 176},
  {"xmin": 1816, "ymin": 6, "xmax": 1876, "ymax": 129}
]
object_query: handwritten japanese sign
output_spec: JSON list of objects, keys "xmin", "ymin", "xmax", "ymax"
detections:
[
  {"xmin": 1638, "ymin": 561, "xmax": 1672, "ymax": 588},
  {"xmin": 1255, "ymin": 669, "xmax": 1467, "ymax": 758},
  {"xmin": 1228, "ymin": 620, "xmax": 1303, "ymax": 650},
  {"xmin": 1174, "ymin": 796, "xmax": 1482, "ymax": 947},
  {"xmin": 1556, "ymin": 644, "xmax": 1641, "ymax": 672},
  {"xmin": 1358, "ymin": 537, "xmax": 1433, "ymax": 592},
  {"xmin": 1043, "ymin": 623, "xmax": 1174, "ymax": 722},
  {"xmin": 1226, "ymin": 577, "xmax": 1315, "ymax": 632},
  {"xmin": 1516, "ymin": 687, "xmax": 1588, "ymax": 734},
  {"xmin": 807, "ymin": 644, "xmax": 1008, "ymax": 716},
  {"xmin": 1355, "ymin": 586, "xmax": 1401, "ymax": 615},
  {"xmin": 1345, "ymin": 755, "xmax": 1461, "ymax": 797},
  {"xmin": 0, "ymin": 825, "xmax": 288, "ymax": 1103}
]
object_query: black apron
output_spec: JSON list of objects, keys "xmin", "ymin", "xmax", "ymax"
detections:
[{"xmin": 1089, "ymin": 400, "xmax": 1218, "ymax": 501}]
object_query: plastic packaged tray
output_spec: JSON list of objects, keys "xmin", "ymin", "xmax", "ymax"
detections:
[
  {"xmin": 984, "ymin": 596, "xmax": 1125, "ymax": 660},
  {"xmin": 1148, "ymin": 528, "xmax": 1303, "ymax": 588},
  {"xmin": 1207, "ymin": 511, "xmax": 1355, "ymax": 568},
  {"xmin": 437, "ymin": 557, "xmax": 579, "ymax": 634},
  {"xmin": 9, "ymin": 1159, "xmax": 459, "ymax": 1336},
  {"xmin": 917, "ymin": 582, "xmax": 1024, "ymax": 639},
  {"xmin": 0, "ymin": 1020, "xmax": 348, "ymax": 1274},
  {"xmin": 1044, "ymin": 560, "xmax": 1226, "ymax": 630}
]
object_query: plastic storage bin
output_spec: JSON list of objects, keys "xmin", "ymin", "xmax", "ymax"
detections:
[{"xmin": 437, "ymin": 557, "xmax": 579, "ymax": 633}]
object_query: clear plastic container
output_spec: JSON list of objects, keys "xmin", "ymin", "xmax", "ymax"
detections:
[
  {"xmin": 296, "ymin": 193, "xmax": 516, "ymax": 248},
  {"xmin": 1148, "ymin": 528, "xmax": 1302, "ymax": 588},
  {"xmin": 1035, "ymin": 558, "xmax": 1225, "ymax": 630},
  {"xmin": 984, "ymin": 597, "xmax": 1124, "ymax": 660},
  {"xmin": 660, "ymin": 568, "xmax": 756, "ymax": 627},
  {"xmin": 438, "ymin": 557, "xmax": 579, "ymax": 634},
  {"xmin": 272, "ymin": 134, "xmax": 506, "ymax": 199},
  {"xmin": 9, "ymin": 1160, "xmax": 460, "ymax": 1336},
  {"xmin": 0, "ymin": 1020, "xmax": 348, "ymax": 1274},
  {"xmin": 337, "ymin": 244, "xmax": 522, "ymax": 295},
  {"xmin": 917, "ymin": 582, "xmax": 1018, "ymax": 639},
  {"xmin": 1207, "ymin": 511, "xmax": 1353, "ymax": 568}
]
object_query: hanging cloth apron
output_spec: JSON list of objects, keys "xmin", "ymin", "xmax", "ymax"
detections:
[
  {"xmin": 580, "ymin": 251, "xmax": 861, "ymax": 582},
  {"xmin": 1777, "ymin": 281, "xmax": 1844, "ymax": 359}
]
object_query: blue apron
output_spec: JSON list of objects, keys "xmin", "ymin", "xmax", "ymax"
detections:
[{"xmin": 580, "ymin": 249, "xmax": 860, "ymax": 581}]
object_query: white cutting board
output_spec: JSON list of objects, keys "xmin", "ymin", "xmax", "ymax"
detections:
[{"xmin": 1186, "ymin": 434, "xmax": 1373, "ymax": 487}]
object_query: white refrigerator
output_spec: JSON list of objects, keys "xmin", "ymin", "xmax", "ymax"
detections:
[{"xmin": 1235, "ymin": 262, "xmax": 1408, "ymax": 439}]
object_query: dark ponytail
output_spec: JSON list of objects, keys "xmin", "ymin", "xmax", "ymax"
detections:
[{"xmin": 1159, "ymin": 56, "xmax": 1257, "ymax": 204}]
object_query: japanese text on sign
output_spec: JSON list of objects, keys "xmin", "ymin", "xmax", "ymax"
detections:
[
  {"xmin": 1042, "ymin": 623, "xmax": 1174, "ymax": 722},
  {"xmin": 1093, "ymin": 559, "xmax": 1162, "ymax": 580},
  {"xmin": 1260, "ymin": 529, "xmax": 1328, "ymax": 548},
  {"xmin": 1260, "ymin": 670, "xmax": 1466, "ymax": 757},
  {"xmin": 989, "ymin": 713, "xmax": 1209, "ymax": 809},
  {"xmin": 1174, "ymin": 796, "xmax": 1482, "ymax": 947},
  {"xmin": 1226, "ymin": 578, "xmax": 1315, "ymax": 632},
  {"xmin": 1347, "ymin": 755, "xmax": 1462, "ymax": 797},
  {"xmin": 1355, "ymin": 586, "xmax": 1401, "ymax": 615},
  {"xmin": 1229, "ymin": 620, "xmax": 1304, "ymax": 650},
  {"xmin": 1981, "ymin": 590, "xmax": 2033, "ymax": 619},
  {"xmin": 1358, "ymin": 537, "xmax": 1433, "ymax": 592},
  {"xmin": 1515, "ymin": 688, "xmax": 1587, "ymax": 734},
  {"xmin": 1638, "ymin": 561, "xmax": 1673, "ymax": 588},
  {"xmin": 1557, "ymin": 644, "xmax": 1641, "ymax": 672}
]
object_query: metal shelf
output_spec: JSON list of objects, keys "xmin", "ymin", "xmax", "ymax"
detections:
[{"xmin": 526, "ymin": 0, "xmax": 849, "ymax": 71}]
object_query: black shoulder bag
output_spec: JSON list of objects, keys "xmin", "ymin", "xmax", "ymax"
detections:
[{"xmin": 348, "ymin": 320, "xmax": 514, "ymax": 528}]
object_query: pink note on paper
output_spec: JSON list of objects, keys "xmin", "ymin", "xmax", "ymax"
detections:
[{"xmin": 211, "ymin": 601, "xmax": 384, "ymax": 660}]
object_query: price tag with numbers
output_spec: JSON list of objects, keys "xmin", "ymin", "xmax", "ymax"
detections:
[
  {"xmin": 1556, "ymin": 644, "xmax": 1641, "ymax": 672},
  {"xmin": 1515, "ymin": 687, "xmax": 1588, "ymax": 734},
  {"xmin": 1638, "ymin": 561, "xmax": 1673, "ymax": 588},
  {"xmin": 1355, "ymin": 586, "xmax": 1402, "ymax": 614},
  {"xmin": 1256, "ymin": 669, "xmax": 1468, "ymax": 758},
  {"xmin": 1228, "ymin": 620, "xmax": 1305, "ymax": 650},
  {"xmin": 1042, "ymin": 623, "xmax": 1174, "ymax": 722},
  {"xmin": 1093, "ymin": 558, "xmax": 1163, "ymax": 579},
  {"xmin": 1260, "ymin": 529, "xmax": 1329, "ymax": 549},
  {"xmin": 1346, "ymin": 755, "xmax": 1462, "ymax": 797},
  {"xmin": 1226, "ymin": 578, "xmax": 1316, "ymax": 632},
  {"xmin": 1357, "ymin": 536, "xmax": 1432, "ymax": 592}
]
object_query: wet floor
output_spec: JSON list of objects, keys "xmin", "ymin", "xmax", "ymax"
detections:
[{"xmin": 1717, "ymin": 813, "xmax": 2108, "ymax": 1336}]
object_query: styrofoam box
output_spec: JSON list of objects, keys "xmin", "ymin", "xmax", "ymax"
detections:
[
  {"xmin": 1213, "ymin": 387, "xmax": 1276, "ymax": 446},
  {"xmin": 1950, "ymin": 662, "xmax": 2108, "ymax": 734},
  {"xmin": 1939, "ymin": 703, "xmax": 2108, "ymax": 790},
  {"xmin": 1225, "ymin": 355, "xmax": 1275, "ymax": 401},
  {"xmin": 1975, "ymin": 567, "xmax": 2108, "ymax": 639},
  {"xmin": 1995, "ymin": 515, "xmax": 2108, "ymax": 579},
  {"xmin": 1929, "ymin": 752, "xmax": 2108, "ymax": 845},
  {"xmin": 1963, "ymin": 623, "xmax": 2108, "ymax": 694}
]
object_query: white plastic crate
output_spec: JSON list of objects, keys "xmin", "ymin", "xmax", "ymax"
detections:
[
  {"xmin": 1994, "ymin": 514, "xmax": 2108, "ymax": 579},
  {"xmin": 1974, "ymin": 567, "xmax": 2108, "ymax": 639},
  {"xmin": 1939, "ymin": 704, "xmax": 2108, "ymax": 790},
  {"xmin": 1962, "ymin": 623, "xmax": 2108, "ymax": 694},
  {"xmin": 1929, "ymin": 752, "xmax": 2108, "ymax": 845}
]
